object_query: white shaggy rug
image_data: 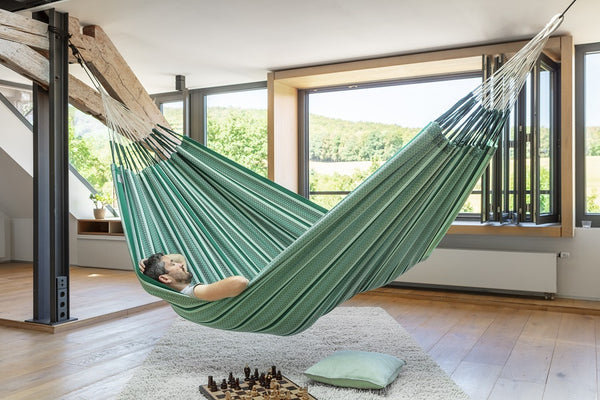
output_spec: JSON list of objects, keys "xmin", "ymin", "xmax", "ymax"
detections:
[{"xmin": 119, "ymin": 307, "xmax": 469, "ymax": 400}]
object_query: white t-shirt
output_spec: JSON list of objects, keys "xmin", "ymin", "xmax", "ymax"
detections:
[{"xmin": 180, "ymin": 284, "xmax": 197, "ymax": 297}]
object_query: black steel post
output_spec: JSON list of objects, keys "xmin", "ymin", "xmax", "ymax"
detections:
[{"xmin": 29, "ymin": 9, "xmax": 75, "ymax": 325}]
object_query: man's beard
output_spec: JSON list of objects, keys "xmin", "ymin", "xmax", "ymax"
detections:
[{"xmin": 176, "ymin": 271, "xmax": 193, "ymax": 285}]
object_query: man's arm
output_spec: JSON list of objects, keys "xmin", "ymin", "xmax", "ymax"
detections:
[{"xmin": 193, "ymin": 276, "xmax": 249, "ymax": 301}]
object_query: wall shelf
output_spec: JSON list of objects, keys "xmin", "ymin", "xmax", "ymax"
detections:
[{"xmin": 77, "ymin": 219, "xmax": 124, "ymax": 236}]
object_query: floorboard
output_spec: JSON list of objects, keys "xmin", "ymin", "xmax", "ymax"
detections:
[{"xmin": 2, "ymin": 262, "xmax": 600, "ymax": 399}]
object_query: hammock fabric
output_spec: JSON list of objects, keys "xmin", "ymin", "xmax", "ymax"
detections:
[{"xmin": 104, "ymin": 14, "xmax": 563, "ymax": 335}]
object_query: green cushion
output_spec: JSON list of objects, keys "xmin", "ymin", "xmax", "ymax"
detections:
[{"xmin": 304, "ymin": 350, "xmax": 405, "ymax": 389}]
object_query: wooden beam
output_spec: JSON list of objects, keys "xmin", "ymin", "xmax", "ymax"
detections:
[
  {"xmin": 0, "ymin": 10, "xmax": 168, "ymax": 132},
  {"xmin": 0, "ymin": 37, "xmax": 106, "ymax": 122},
  {"xmin": 0, "ymin": 8, "xmax": 48, "ymax": 50},
  {"xmin": 69, "ymin": 23, "xmax": 169, "ymax": 128}
]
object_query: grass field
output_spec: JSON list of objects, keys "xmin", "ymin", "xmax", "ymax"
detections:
[{"xmin": 310, "ymin": 156, "xmax": 600, "ymax": 212}]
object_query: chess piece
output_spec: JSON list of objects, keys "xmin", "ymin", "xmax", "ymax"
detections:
[
  {"xmin": 276, "ymin": 370, "xmax": 282, "ymax": 380},
  {"xmin": 244, "ymin": 364, "xmax": 251, "ymax": 380},
  {"xmin": 208, "ymin": 375, "xmax": 214, "ymax": 387},
  {"xmin": 228, "ymin": 371, "xmax": 235, "ymax": 385},
  {"xmin": 234, "ymin": 377, "xmax": 241, "ymax": 390},
  {"xmin": 259, "ymin": 372, "xmax": 266, "ymax": 386},
  {"xmin": 271, "ymin": 365, "xmax": 277, "ymax": 376},
  {"xmin": 225, "ymin": 392, "xmax": 232, "ymax": 400},
  {"xmin": 254, "ymin": 368, "xmax": 260, "ymax": 379},
  {"xmin": 285, "ymin": 390, "xmax": 291, "ymax": 400},
  {"xmin": 221, "ymin": 379, "xmax": 228, "ymax": 389}
]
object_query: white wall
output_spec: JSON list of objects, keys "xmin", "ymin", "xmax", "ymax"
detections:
[{"xmin": 11, "ymin": 218, "xmax": 32, "ymax": 262}]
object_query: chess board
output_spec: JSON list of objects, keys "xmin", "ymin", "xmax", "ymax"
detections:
[{"xmin": 199, "ymin": 368, "xmax": 317, "ymax": 400}]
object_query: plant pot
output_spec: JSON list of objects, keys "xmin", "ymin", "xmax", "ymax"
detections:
[{"xmin": 94, "ymin": 208, "xmax": 106, "ymax": 219}]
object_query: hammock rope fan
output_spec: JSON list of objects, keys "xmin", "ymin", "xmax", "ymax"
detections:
[{"xmin": 89, "ymin": 11, "xmax": 565, "ymax": 335}]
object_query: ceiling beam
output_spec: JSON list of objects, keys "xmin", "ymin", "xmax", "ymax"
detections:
[{"xmin": 0, "ymin": 8, "xmax": 170, "ymax": 132}]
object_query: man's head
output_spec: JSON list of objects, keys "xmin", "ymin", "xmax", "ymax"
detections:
[{"xmin": 142, "ymin": 252, "xmax": 192, "ymax": 290}]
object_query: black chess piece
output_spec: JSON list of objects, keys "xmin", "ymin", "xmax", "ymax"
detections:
[
  {"xmin": 254, "ymin": 368, "xmax": 259, "ymax": 379},
  {"xmin": 221, "ymin": 379, "xmax": 228, "ymax": 389},
  {"xmin": 271, "ymin": 365, "xmax": 277, "ymax": 376},
  {"xmin": 234, "ymin": 378, "xmax": 241, "ymax": 390},
  {"xmin": 276, "ymin": 370, "xmax": 282, "ymax": 380},
  {"xmin": 259, "ymin": 372, "xmax": 266, "ymax": 386},
  {"xmin": 209, "ymin": 382, "xmax": 218, "ymax": 392},
  {"xmin": 208, "ymin": 375, "xmax": 214, "ymax": 387},
  {"xmin": 244, "ymin": 364, "xmax": 251, "ymax": 380},
  {"xmin": 228, "ymin": 372, "xmax": 235, "ymax": 384}
]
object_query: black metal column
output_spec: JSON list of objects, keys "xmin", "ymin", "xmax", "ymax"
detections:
[{"xmin": 29, "ymin": 9, "xmax": 75, "ymax": 325}]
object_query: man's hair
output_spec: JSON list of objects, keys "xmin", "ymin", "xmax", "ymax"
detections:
[{"xmin": 143, "ymin": 252, "xmax": 166, "ymax": 281}]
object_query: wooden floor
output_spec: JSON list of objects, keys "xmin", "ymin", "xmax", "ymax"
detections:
[
  {"xmin": 0, "ymin": 263, "xmax": 163, "ymax": 332},
  {"xmin": 2, "ymin": 263, "xmax": 600, "ymax": 400}
]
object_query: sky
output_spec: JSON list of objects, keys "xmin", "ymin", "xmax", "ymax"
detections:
[
  {"xmin": 202, "ymin": 58, "xmax": 600, "ymax": 128},
  {"xmin": 586, "ymin": 52, "xmax": 600, "ymax": 126}
]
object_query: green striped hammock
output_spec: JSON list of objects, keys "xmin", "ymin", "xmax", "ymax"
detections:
[{"xmin": 104, "ymin": 15, "xmax": 562, "ymax": 335}]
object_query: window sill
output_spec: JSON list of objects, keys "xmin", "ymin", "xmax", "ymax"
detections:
[{"xmin": 448, "ymin": 221, "xmax": 562, "ymax": 237}]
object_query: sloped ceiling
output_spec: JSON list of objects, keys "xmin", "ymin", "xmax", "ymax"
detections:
[{"xmin": 1, "ymin": 0, "xmax": 598, "ymax": 93}]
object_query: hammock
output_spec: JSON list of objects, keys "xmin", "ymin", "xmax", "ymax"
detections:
[{"xmin": 102, "ymin": 14, "xmax": 563, "ymax": 335}]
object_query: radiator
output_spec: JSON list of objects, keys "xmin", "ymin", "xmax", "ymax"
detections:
[{"xmin": 394, "ymin": 248, "xmax": 557, "ymax": 297}]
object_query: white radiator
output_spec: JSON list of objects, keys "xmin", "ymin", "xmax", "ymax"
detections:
[{"xmin": 395, "ymin": 248, "xmax": 557, "ymax": 297}]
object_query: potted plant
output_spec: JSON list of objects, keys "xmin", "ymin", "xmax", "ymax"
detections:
[{"xmin": 89, "ymin": 192, "xmax": 112, "ymax": 219}]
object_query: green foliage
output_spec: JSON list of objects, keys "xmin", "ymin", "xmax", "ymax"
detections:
[
  {"xmin": 587, "ymin": 127, "xmax": 600, "ymax": 156},
  {"xmin": 207, "ymin": 107, "xmax": 268, "ymax": 177},
  {"xmin": 68, "ymin": 111, "xmax": 112, "ymax": 194},
  {"xmin": 163, "ymin": 106, "xmax": 184, "ymax": 134},
  {"xmin": 588, "ymin": 190, "xmax": 600, "ymax": 213},
  {"xmin": 309, "ymin": 114, "xmax": 419, "ymax": 162}
]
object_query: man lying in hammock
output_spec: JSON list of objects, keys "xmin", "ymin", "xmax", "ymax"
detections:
[{"xmin": 138, "ymin": 253, "xmax": 249, "ymax": 301}]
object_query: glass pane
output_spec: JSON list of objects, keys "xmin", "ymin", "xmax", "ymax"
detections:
[
  {"xmin": 206, "ymin": 89, "xmax": 268, "ymax": 177},
  {"xmin": 524, "ymin": 76, "xmax": 532, "ymax": 221},
  {"xmin": 308, "ymin": 77, "xmax": 481, "ymax": 209},
  {"xmin": 161, "ymin": 101, "xmax": 184, "ymax": 134},
  {"xmin": 539, "ymin": 68, "xmax": 553, "ymax": 215},
  {"xmin": 585, "ymin": 52, "xmax": 600, "ymax": 214},
  {"xmin": 0, "ymin": 84, "xmax": 33, "ymax": 123},
  {"xmin": 68, "ymin": 106, "xmax": 115, "ymax": 206}
]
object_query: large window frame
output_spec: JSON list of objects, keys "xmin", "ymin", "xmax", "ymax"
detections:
[
  {"xmin": 575, "ymin": 43, "xmax": 600, "ymax": 228},
  {"xmin": 152, "ymin": 81, "xmax": 267, "ymax": 143},
  {"xmin": 298, "ymin": 72, "xmax": 483, "ymax": 207},
  {"xmin": 299, "ymin": 56, "xmax": 560, "ymax": 225},
  {"xmin": 269, "ymin": 35, "xmax": 573, "ymax": 237}
]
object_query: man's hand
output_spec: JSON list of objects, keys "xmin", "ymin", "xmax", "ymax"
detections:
[{"xmin": 138, "ymin": 259, "xmax": 146, "ymax": 273}]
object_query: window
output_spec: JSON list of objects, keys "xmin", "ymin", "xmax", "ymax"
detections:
[
  {"xmin": 301, "ymin": 55, "xmax": 560, "ymax": 224},
  {"xmin": 301, "ymin": 75, "xmax": 482, "ymax": 210},
  {"xmin": 206, "ymin": 87, "xmax": 268, "ymax": 177},
  {"xmin": 483, "ymin": 55, "xmax": 560, "ymax": 224},
  {"xmin": 68, "ymin": 106, "xmax": 114, "ymax": 198},
  {"xmin": 0, "ymin": 81, "xmax": 33, "ymax": 123},
  {"xmin": 576, "ymin": 43, "xmax": 600, "ymax": 227},
  {"xmin": 154, "ymin": 82, "xmax": 268, "ymax": 177},
  {"xmin": 153, "ymin": 92, "xmax": 186, "ymax": 135},
  {"xmin": 0, "ymin": 81, "xmax": 114, "ymax": 201}
]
